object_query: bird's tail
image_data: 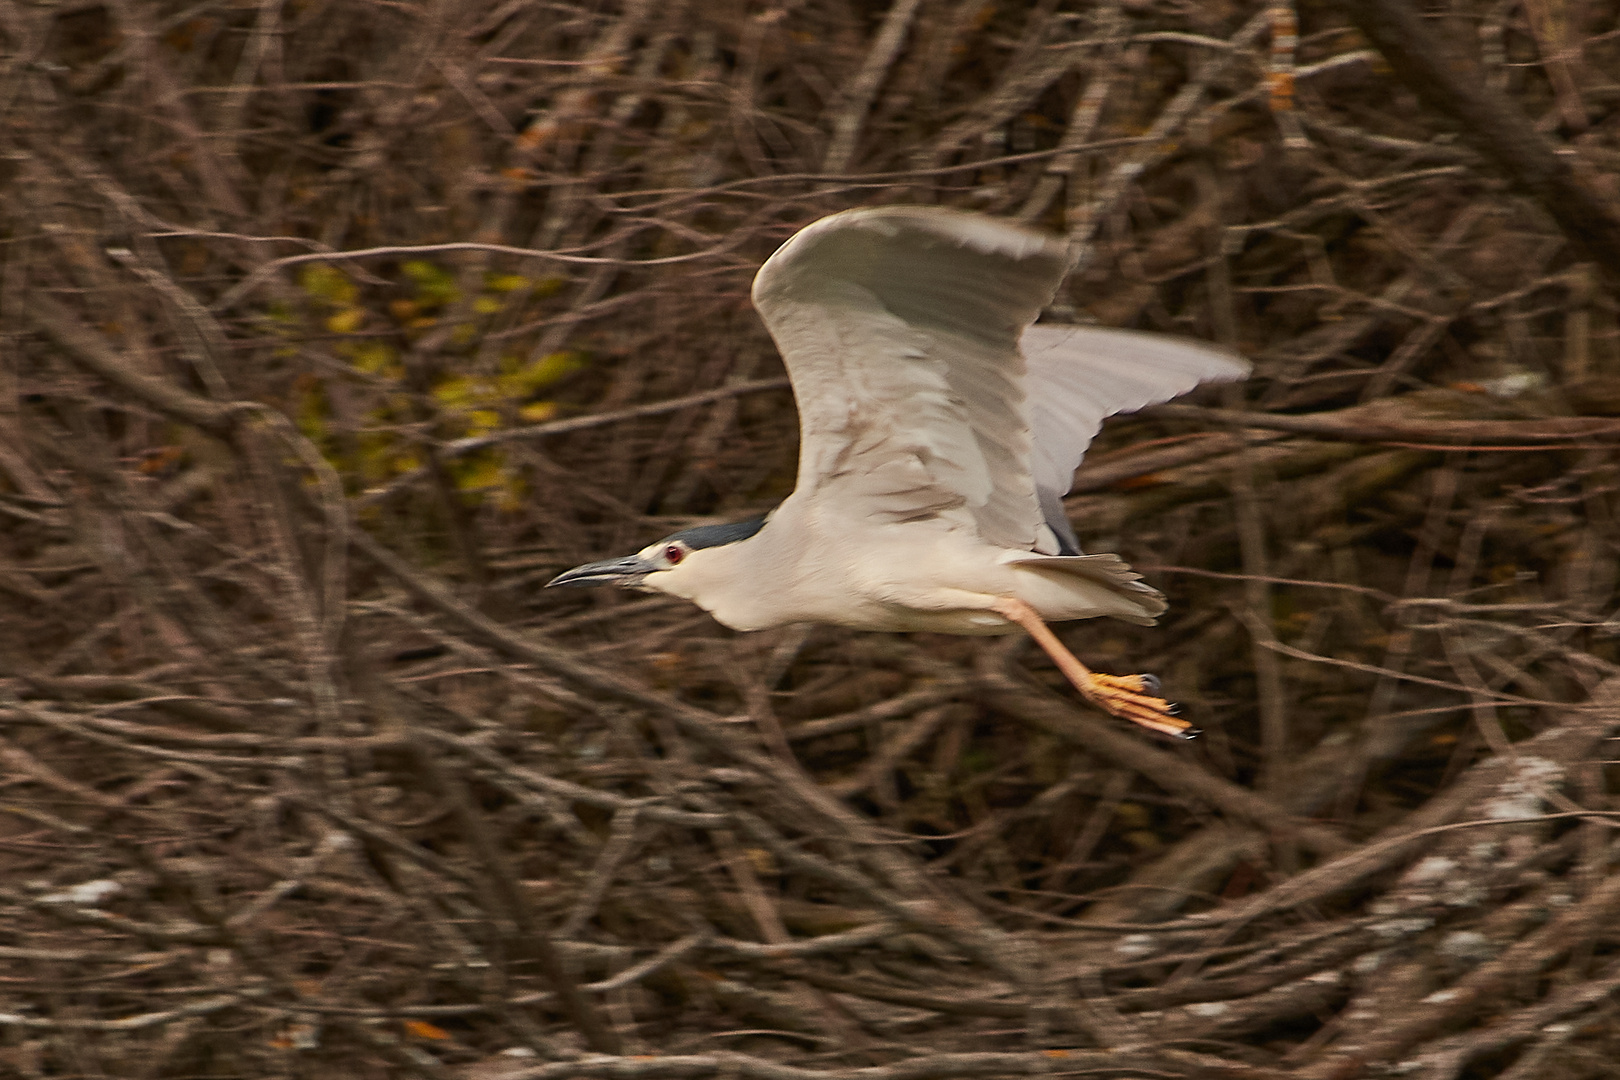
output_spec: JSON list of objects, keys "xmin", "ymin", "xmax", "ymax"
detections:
[{"xmin": 1001, "ymin": 552, "xmax": 1167, "ymax": 625}]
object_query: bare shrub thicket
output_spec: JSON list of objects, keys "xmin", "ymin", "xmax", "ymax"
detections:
[{"xmin": 4, "ymin": 2, "xmax": 1620, "ymax": 1077}]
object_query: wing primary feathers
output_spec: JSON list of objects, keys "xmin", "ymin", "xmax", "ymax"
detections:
[{"xmin": 750, "ymin": 206, "xmax": 1250, "ymax": 557}]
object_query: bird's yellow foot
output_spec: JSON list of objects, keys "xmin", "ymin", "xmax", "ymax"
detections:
[
  {"xmin": 988, "ymin": 599, "xmax": 1198, "ymax": 740},
  {"xmin": 1081, "ymin": 673, "xmax": 1198, "ymax": 740}
]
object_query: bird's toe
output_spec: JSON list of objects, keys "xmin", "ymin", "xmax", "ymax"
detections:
[{"xmin": 1082, "ymin": 672, "xmax": 1195, "ymax": 739}]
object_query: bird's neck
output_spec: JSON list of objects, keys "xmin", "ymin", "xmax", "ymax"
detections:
[{"xmin": 659, "ymin": 530, "xmax": 787, "ymax": 632}]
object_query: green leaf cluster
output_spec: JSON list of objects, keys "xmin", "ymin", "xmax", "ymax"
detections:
[{"xmin": 286, "ymin": 260, "xmax": 584, "ymax": 512}]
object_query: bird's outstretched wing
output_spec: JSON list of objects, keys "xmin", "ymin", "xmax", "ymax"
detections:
[
  {"xmin": 751, "ymin": 206, "xmax": 1250, "ymax": 555},
  {"xmin": 751, "ymin": 206, "xmax": 1069, "ymax": 552},
  {"xmin": 1021, "ymin": 325, "xmax": 1251, "ymax": 552}
]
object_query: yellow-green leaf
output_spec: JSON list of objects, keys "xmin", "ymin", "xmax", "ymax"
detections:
[
  {"xmin": 431, "ymin": 373, "xmax": 482, "ymax": 410},
  {"xmin": 325, "ymin": 307, "xmax": 365, "ymax": 334},
  {"xmin": 457, "ymin": 456, "xmax": 505, "ymax": 492},
  {"xmin": 531, "ymin": 274, "xmax": 567, "ymax": 299},
  {"xmin": 346, "ymin": 341, "xmax": 398, "ymax": 376},
  {"xmin": 506, "ymin": 351, "xmax": 584, "ymax": 394},
  {"xmin": 300, "ymin": 264, "xmax": 357, "ymax": 305},
  {"xmin": 485, "ymin": 273, "xmax": 532, "ymax": 293},
  {"xmin": 402, "ymin": 260, "xmax": 459, "ymax": 306}
]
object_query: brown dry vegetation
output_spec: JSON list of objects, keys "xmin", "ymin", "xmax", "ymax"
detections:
[{"xmin": 5, "ymin": 1, "xmax": 1620, "ymax": 1077}]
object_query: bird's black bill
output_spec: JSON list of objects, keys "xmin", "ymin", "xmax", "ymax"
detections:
[{"xmin": 546, "ymin": 555, "xmax": 654, "ymax": 588}]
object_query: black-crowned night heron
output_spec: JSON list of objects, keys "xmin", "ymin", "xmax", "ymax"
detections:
[{"xmin": 550, "ymin": 206, "xmax": 1248, "ymax": 738}]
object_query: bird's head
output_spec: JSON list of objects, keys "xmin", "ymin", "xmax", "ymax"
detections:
[{"xmin": 546, "ymin": 517, "xmax": 769, "ymax": 600}]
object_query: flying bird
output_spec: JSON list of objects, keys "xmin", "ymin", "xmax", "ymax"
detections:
[{"xmin": 550, "ymin": 206, "xmax": 1248, "ymax": 737}]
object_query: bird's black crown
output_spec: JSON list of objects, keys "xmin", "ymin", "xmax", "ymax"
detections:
[{"xmin": 664, "ymin": 516, "xmax": 768, "ymax": 550}]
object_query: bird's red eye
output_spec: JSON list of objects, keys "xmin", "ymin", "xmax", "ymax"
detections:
[{"xmin": 664, "ymin": 545, "xmax": 684, "ymax": 565}]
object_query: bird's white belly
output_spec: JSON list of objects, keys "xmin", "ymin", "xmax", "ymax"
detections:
[
  {"xmin": 855, "ymin": 603, "xmax": 1019, "ymax": 635},
  {"xmin": 781, "ymin": 534, "xmax": 1025, "ymax": 634}
]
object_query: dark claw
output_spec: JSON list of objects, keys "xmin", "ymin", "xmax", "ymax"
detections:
[
  {"xmin": 1174, "ymin": 725, "xmax": 1202, "ymax": 741},
  {"xmin": 1165, "ymin": 701, "xmax": 1181, "ymax": 717},
  {"xmin": 1139, "ymin": 674, "xmax": 1162, "ymax": 696}
]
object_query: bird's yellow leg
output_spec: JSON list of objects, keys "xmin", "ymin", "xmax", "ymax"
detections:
[{"xmin": 990, "ymin": 598, "xmax": 1197, "ymax": 739}]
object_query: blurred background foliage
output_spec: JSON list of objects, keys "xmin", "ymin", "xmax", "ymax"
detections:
[{"xmin": 5, "ymin": 2, "xmax": 1620, "ymax": 1077}]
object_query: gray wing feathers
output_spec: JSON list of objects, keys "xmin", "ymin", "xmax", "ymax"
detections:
[
  {"xmin": 751, "ymin": 207, "xmax": 1250, "ymax": 558},
  {"xmin": 753, "ymin": 207, "xmax": 1069, "ymax": 549},
  {"xmin": 1021, "ymin": 325, "xmax": 1250, "ymax": 542}
]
